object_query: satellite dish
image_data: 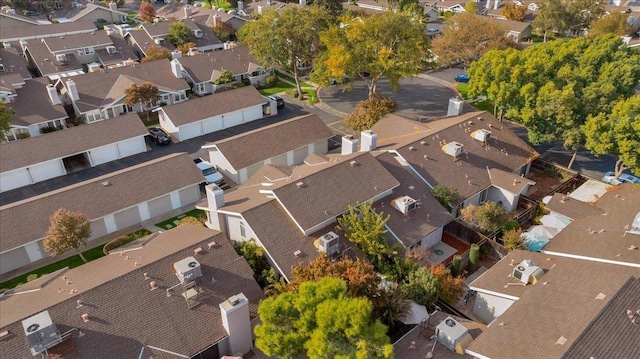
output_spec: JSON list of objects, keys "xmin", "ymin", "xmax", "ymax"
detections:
[{"xmin": 27, "ymin": 324, "xmax": 40, "ymax": 333}]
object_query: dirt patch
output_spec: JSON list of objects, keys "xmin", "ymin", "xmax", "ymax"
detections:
[{"xmin": 526, "ymin": 170, "xmax": 563, "ymax": 201}]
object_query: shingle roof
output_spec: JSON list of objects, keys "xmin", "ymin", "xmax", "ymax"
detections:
[
  {"xmin": 94, "ymin": 34, "xmax": 138, "ymax": 66},
  {"xmin": 0, "ymin": 153, "xmax": 203, "ymax": 252},
  {"xmin": 486, "ymin": 17, "xmax": 532, "ymax": 33},
  {"xmin": 489, "ymin": 168, "xmax": 535, "ymax": 194},
  {"xmin": 141, "ymin": 19, "xmax": 221, "ymax": 48},
  {"xmin": 67, "ymin": 2, "xmax": 129, "ymax": 21},
  {"xmin": 156, "ymin": 3, "xmax": 246, "ymax": 24},
  {"xmin": 8, "ymin": 77, "xmax": 68, "ymax": 126},
  {"xmin": 243, "ymin": 0, "xmax": 290, "ymax": 15},
  {"xmin": 43, "ymin": 31, "xmax": 112, "ymax": 53},
  {"xmin": 0, "ymin": 20, "xmax": 97, "ymax": 42},
  {"xmin": 467, "ymin": 250, "xmax": 640, "ymax": 359},
  {"xmin": 542, "ymin": 184, "xmax": 640, "ymax": 266},
  {"xmin": 205, "ymin": 114, "xmax": 334, "ymax": 170},
  {"xmin": 0, "ymin": 113, "xmax": 147, "ymax": 172},
  {"xmin": 0, "ymin": 47, "xmax": 32, "ymax": 80},
  {"xmin": 545, "ymin": 192, "xmax": 603, "ymax": 219},
  {"xmin": 24, "ymin": 41, "xmax": 83, "ymax": 76},
  {"xmin": 178, "ymin": 46, "xmax": 262, "ymax": 83},
  {"xmin": 160, "ymin": 85, "xmax": 266, "ymax": 126},
  {"xmin": 0, "ymin": 224, "xmax": 264, "ymax": 358},
  {"xmin": 126, "ymin": 28, "xmax": 177, "ymax": 52}
]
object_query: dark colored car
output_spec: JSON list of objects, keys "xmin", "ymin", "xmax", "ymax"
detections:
[
  {"xmin": 268, "ymin": 95, "xmax": 285, "ymax": 109},
  {"xmin": 454, "ymin": 73, "xmax": 470, "ymax": 83},
  {"xmin": 25, "ymin": 10, "xmax": 38, "ymax": 16},
  {"xmin": 147, "ymin": 127, "xmax": 171, "ymax": 145}
]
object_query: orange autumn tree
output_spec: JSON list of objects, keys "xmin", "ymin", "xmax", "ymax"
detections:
[{"xmin": 430, "ymin": 264, "xmax": 465, "ymax": 303}]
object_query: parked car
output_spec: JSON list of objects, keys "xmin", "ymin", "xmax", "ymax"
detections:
[
  {"xmin": 147, "ymin": 127, "xmax": 171, "ymax": 145},
  {"xmin": 601, "ymin": 171, "xmax": 640, "ymax": 185},
  {"xmin": 454, "ymin": 73, "xmax": 470, "ymax": 83},
  {"xmin": 194, "ymin": 158, "xmax": 224, "ymax": 185},
  {"xmin": 268, "ymin": 95, "xmax": 285, "ymax": 109},
  {"xmin": 427, "ymin": 28, "xmax": 442, "ymax": 37}
]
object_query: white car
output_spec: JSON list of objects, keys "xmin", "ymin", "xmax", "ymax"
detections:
[
  {"xmin": 194, "ymin": 158, "xmax": 224, "ymax": 185},
  {"xmin": 601, "ymin": 171, "xmax": 640, "ymax": 185}
]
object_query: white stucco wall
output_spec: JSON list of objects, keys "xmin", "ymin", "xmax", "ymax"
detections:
[
  {"xmin": 487, "ymin": 186, "xmax": 517, "ymax": 212},
  {"xmin": 473, "ymin": 291, "xmax": 517, "ymax": 324}
]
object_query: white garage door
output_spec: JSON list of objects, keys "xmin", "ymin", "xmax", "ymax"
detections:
[
  {"xmin": 30, "ymin": 159, "xmax": 64, "ymax": 183},
  {"xmin": 0, "ymin": 168, "xmax": 31, "ymax": 192},
  {"xmin": 202, "ymin": 116, "xmax": 224, "ymax": 134},
  {"xmin": 90, "ymin": 144, "xmax": 119, "ymax": 166},
  {"xmin": 117, "ymin": 137, "xmax": 146, "ymax": 158},
  {"xmin": 179, "ymin": 122, "xmax": 203, "ymax": 141},
  {"xmin": 223, "ymin": 110, "xmax": 243, "ymax": 128},
  {"xmin": 243, "ymin": 105, "xmax": 263, "ymax": 123}
]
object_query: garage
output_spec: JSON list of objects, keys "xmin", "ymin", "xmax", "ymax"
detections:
[
  {"xmin": 117, "ymin": 137, "xmax": 146, "ymax": 158},
  {"xmin": 0, "ymin": 168, "xmax": 32, "ymax": 192},
  {"xmin": 179, "ymin": 122, "xmax": 203, "ymax": 141},
  {"xmin": 223, "ymin": 110, "xmax": 243, "ymax": 128},
  {"xmin": 89, "ymin": 143, "xmax": 119, "ymax": 166},
  {"xmin": 293, "ymin": 146, "xmax": 309, "ymax": 164},
  {"xmin": 148, "ymin": 195, "xmax": 173, "ymax": 218},
  {"xmin": 202, "ymin": 116, "xmax": 224, "ymax": 134},
  {"xmin": 113, "ymin": 206, "xmax": 142, "ymax": 229},
  {"xmin": 29, "ymin": 159, "xmax": 65, "ymax": 183},
  {"xmin": 63, "ymin": 153, "xmax": 90, "ymax": 173},
  {"xmin": 243, "ymin": 105, "xmax": 264, "ymax": 123}
]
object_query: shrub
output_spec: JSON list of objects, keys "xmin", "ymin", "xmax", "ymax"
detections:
[
  {"xmin": 430, "ymin": 264, "xmax": 464, "ymax": 303},
  {"xmin": 16, "ymin": 133, "xmax": 31, "ymax": 139},
  {"xmin": 401, "ymin": 266, "xmax": 440, "ymax": 309},
  {"xmin": 265, "ymin": 75, "xmax": 278, "ymax": 87},
  {"xmin": 344, "ymin": 94, "xmax": 398, "ymax": 131},
  {"xmin": 213, "ymin": 69, "xmax": 235, "ymax": 85},
  {"xmin": 286, "ymin": 88, "xmax": 299, "ymax": 98},
  {"xmin": 451, "ymin": 254, "xmax": 462, "ymax": 277},
  {"xmin": 461, "ymin": 201, "xmax": 507, "ymax": 235},
  {"xmin": 503, "ymin": 228, "xmax": 526, "ymax": 251},
  {"xmin": 103, "ymin": 235, "xmax": 135, "ymax": 255},
  {"xmin": 26, "ymin": 274, "xmax": 39, "ymax": 282},
  {"xmin": 178, "ymin": 216, "xmax": 204, "ymax": 227},
  {"xmin": 468, "ymin": 244, "xmax": 480, "ymax": 271},
  {"xmin": 502, "ymin": 220, "xmax": 520, "ymax": 232},
  {"xmin": 431, "ymin": 185, "xmax": 461, "ymax": 212}
]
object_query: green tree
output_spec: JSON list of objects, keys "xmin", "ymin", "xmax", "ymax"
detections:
[
  {"xmin": 313, "ymin": 11, "xmax": 429, "ymax": 100},
  {"xmin": 431, "ymin": 12, "xmax": 516, "ymax": 68},
  {"xmin": 239, "ymin": 6, "xmax": 331, "ymax": 99},
  {"xmin": 344, "ymin": 94, "xmax": 398, "ymax": 131},
  {"xmin": 464, "ymin": 0, "xmax": 477, "ymax": 14},
  {"xmin": 235, "ymin": 240, "xmax": 272, "ymax": 287},
  {"xmin": 168, "ymin": 22, "xmax": 194, "ymax": 47},
  {"xmin": 373, "ymin": 283, "xmax": 411, "ymax": 329},
  {"xmin": 124, "ymin": 83, "xmax": 160, "ymax": 121},
  {"xmin": 210, "ymin": 21, "xmax": 236, "ymax": 42},
  {"xmin": 141, "ymin": 44, "xmax": 172, "ymax": 63},
  {"xmin": 461, "ymin": 201, "xmax": 507, "ymax": 234},
  {"xmin": 138, "ymin": 1, "xmax": 156, "ymax": 23},
  {"xmin": 213, "ymin": 68, "xmax": 235, "ymax": 85},
  {"xmin": 431, "ymin": 184, "xmax": 460, "ymax": 212},
  {"xmin": 254, "ymin": 278, "xmax": 394, "ymax": 359},
  {"xmin": 401, "ymin": 266, "xmax": 440, "ymax": 309},
  {"xmin": 0, "ymin": 102, "xmax": 14, "ymax": 141},
  {"xmin": 501, "ymin": 3, "xmax": 526, "ymax": 22},
  {"xmin": 589, "ymin": 11, "xmax": 633, "ymax": 38},
  {"xmin": 430, "ymin": 264, "xmax": 464, "ymax": 303},
  {"xmin": 584, "ymin": 96, "xmax": 640, "ymax": 177},
  {"xmin": 502, "ymin": 228, "xmax": 526, "ymax": 251},
  {"xmin": 565, "ymin": 0, "xmax": 606, "ymax": 34},
  {"xmin": 338, "ymin": 202, "xmax": 394, "ymax": 265},
  {"xmin": 468, "ymin": 243, "xmax": 479, "ymax": 271},
  {"xmin": 43, "ymin": 208, "xmax": 92, "ymax": 263},
  {"xmin": 313, "ymin": 0, "xmax": 343, "ymax": 16},
  {"xmin": 533, "ymin": 0, "xmax": 568, "ymax": 42}
]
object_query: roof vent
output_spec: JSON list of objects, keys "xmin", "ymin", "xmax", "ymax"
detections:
[
  {"xmin": 296, "ymin": 181, "xmax": 305, "ymax": 188},
  {"xmin": 512, "ymin": 259, "xmax": 544, "ymax": 285},
  {"xmin": 106, "ymin": 45, "xmax": 117, "ymax": 54},
  {"xmin": 442, "ymin": 141, "xmax": 464, "ymax": 159},
  {"xmin": 350, "ymin": 160, "xmax": 358, "ymax": 166},
  {"xmin": 436, "ymin": 316, "xmax": 473, "ymax": 354},
  {"xmin": 173, "ymin": 257, "xmax": 202, "ymax": 284},
  {"xmin": 101, "ymin": 181, "xmax": 110, "ymax": 187},
  {"xmin": 470, "ymin": 129, "xmax": 491, "ymax": 143},
  {"xmin": 55, "ymin": 54, "xmax": 67, "ymax": 62},
  {"xmin": 391, "ymin": 196, "xmax": 418, "ymax": 215},
  {"xmin": 293, "ymin": 249, "xmax": 302, "ymax": 257},
  {"xmin": 81, "ymin": 314, "xmax": 89, "ymax": 323},
  {"xmin": 154, "ymin": 37, "xmax": 165, "ymax": 45},
  {"xmin": 21, "ymin": 311, "xmax": 62, "ymax": 356},
  {"xmin": 317, "ymin": 231, "xmax": 339, "ymax": 256}
]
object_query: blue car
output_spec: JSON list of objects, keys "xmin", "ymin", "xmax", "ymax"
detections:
[{"xmin": 454, "ymin": 74, "xmax": 470, "ymax": 83}]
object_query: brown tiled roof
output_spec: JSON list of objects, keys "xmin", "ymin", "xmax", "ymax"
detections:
[
  {"xmin": 0, "ymin": 20, "xmax": 97, "ymax": 42},
  {"xmin": 545, "ymin": 192, "xmax": 603, "ymax": 219},
  {"xmin": 67, "ymin": 2, "xmax": 129, "ymax": 21},
  {"xmin": 374, "ymin": 152, "xmax": 453, "ymax": 247},
  {"xmin": 467, "ymin": 251, "xmax": 640, "ymax": 359},
  {"xmin": 178, "ymin": 46, "xmax": 262, "ymax": 83},
  {"xmin": 8, "ymin": 77, "xmax": 68, "ymax": 126},
  {"xmin": 561, "ymin": 276, "xmax": 640, "ymax": 359},
  {"xmin": 542, "ymin": 184, "xmax": 640, "ymax": 266},
  {"xmin": 271, "ymin": 152, "xmax": 400, "ymax": 232},
  {"xmin": 205, "ymin": 114, "xmax": 334, "ymax": 170},
  {"xmin": 489, "ymin": 168, "xmax": 535, "ymax": 194},
  {"xmin": 157, "ymin": 3, "xmax": 245, "ymax": 23},
  {"xmin": 43, "ymin": 31, "xmax": 112, "ymax": 53},
  {"xmin": 0, "ymin": 113, "xmax": 147, "ymax": 172},
  {"xmin": 94, "ymin": 34, "xmax": 138, "ymax": 66},
  {"xmin": 0, "ymin": 153, "xmax": 203, "ymax": 252},
  {"xmin": 0, "ymin": 224, "xmax": 264, "ymax": 358},
  {"xmin": 24, "ymin": 41, "xmax": 83, "ymax": 76},
  {"xmin": 65, "ymin": 59, "xmax": 190, "ymax": 112},
  {"xmin": 304, "ymin": 153, "xmax": 330, "ymax": 166},
  {"xmin": 160, "ymin": 85, "xmax": 266, "ymax": 126},
  {"xmin": 383, "ymin": 111, "xmax": 538, "ymax": 202},
  {"xmin": 370, "ymin": 113, "xmax": 454, "ymax": 150},
  {"xmin": 486, "ymin": 17, "xmax": 532, "ymax": 33},
  {"xmin": 125, "ymin": 28, "xmax": 177, "ymax": 53},
  {"xmin": 243, "ymin": 0, "xmax": 290, "ymax": 15},
  {"xmin": 0, "ymin": 47, "xmax": 32, "ymax": 80}
]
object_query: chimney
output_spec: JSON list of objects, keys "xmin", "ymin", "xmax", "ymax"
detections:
[
  {"xmin": 170, "ymin": 59, "xmax": 183, "ymax": 79},
  {"xmin": 46, "ymin": 84, "xmax": 61, "ymax": 105},
  {"xmin": 341, "ymin": 135, "xmax": 358, "ymax": 155},
  {"xmin": 108, "ymin": 1, "xmax": 117, "ymax": 11},
  {"xmin": 204, "ymin": 183, "xmax": 225, "ymax": 231},
  {"xmin": 220, "ymin": 293, "xmax": 252, "ymax": 356},
  {"xmin": 213, "ymin": 13, "xmax": 221, "ymax": 27},
  {"xmin": 494, "ymin": 0, "xmax": 500, "ymax": 10},
  {"xmin": 447, "ymin": 98, "xmax": 464, "ymax": 116},
  {"xmin": 184, "ymin": 5, "xmax": 192, "ymax": 18},
  {"xmin": 237, "ymin": 1, "xmax": 244, "ymax": 11},
  {"xmin": 171, "ymin": 50, "xmax": 182, "ymax": 60},
  {"xmin": 360, "ymin": 130, "xmax": 377, "ymax": 152},
  {"xmin": 257, "ymin": 5, "xmax": 263, "ymax": 15},
  {"xmin": 66, "ymin": 80, "xmax": 80, "ymax": 101}
]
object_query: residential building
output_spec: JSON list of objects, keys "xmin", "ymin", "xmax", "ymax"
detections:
[
  {"xmin": 0, "ymin": 153, "xmax": 204, "ymax": 275},
  {"xmin": 203, "ymin": 114, "xmax": 334, "ymax": 184},
  {"xmin": 0, "ymin": 224, "xmax": 265, "ymax": 358},
  {"xmin": 242, "ymin": 0, "xmax": 290, "ymax": 16},
  {"xmin": 487, "ymin": 17, "xmax": 533, "ymax": 42},
  {"xmin": 433, "ymin": 0, "xmax": 468, "ymax": 13},
  {"xmin": 0, "ymin": 113, "xmax": 148, "ymax": 192},
  {"xmin": 126, "ymin": 19, "xmax": 222, "ymax": 57},
  {"xmin": 156, "ymin": 3, "xmax": 248, "ymax": 31},
  {"xmin": 0, "ymin": 20, "xmax": 97, "ymax": 45},
  {"xmin": 62, "ymin": 1, "xmax": 129, "ymax": 24},
  {"xmin": 157, "ymin": 85, "xmax": 268, "ymax": 142},
  {"xmin": 0, "ymin": 47, "xmax": 31, "ymax": 104}
]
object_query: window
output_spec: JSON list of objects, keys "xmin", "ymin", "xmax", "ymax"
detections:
[
  {"xmin": 174, "ymin": 94, "xmax": 179, "ymax": 102},
  {"xmin": 251, "ymin": 70, "xmax": 260, "ymax": 77},
  {"xmin": 240, "ymin": 222, "xmax": 246, "ymax": 239},
  {"xmin": 76, "ymin": 47, "xmax": 94, "ymax": 56},
  {"xmin": 179, "ymin": 92, "xmax": 186, "ymax": 100}
]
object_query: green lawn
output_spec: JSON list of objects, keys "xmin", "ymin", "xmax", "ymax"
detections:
[
  {"xmin": 156, "ymin": 209, "xmax": 205, "ymax": 230},
  {"xmin": 456, "ymin": 84, "xmax": 496, "ymax": 115},
  {"xmin": 259, "ymin": 81, "xmax": 294, "ymax": 96}
]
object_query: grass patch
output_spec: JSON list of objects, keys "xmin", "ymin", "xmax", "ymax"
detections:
[
  {"xmin": 455, "ymin": 84, "xmax": 496, "ymax": 115},
  {"xmin": 275, "ymin": 70, "xmax": 311, "ymax": 88},
  {"xmin": 260, "ymin": 81, "xmax": 294, "ymax": 96},
  {"xmin": 305, "ymin": 89, "xmax": 318, "ymax": 104},
  {"xmin": 156, "ymin": 209, "xmax": 205, "ymax": 230},
  {"xmin": 143, "ymin": 119, "xmax": 159, "ymax": 127}
]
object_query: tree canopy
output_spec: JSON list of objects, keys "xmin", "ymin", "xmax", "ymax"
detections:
[
  {"xmin": 584, "ymin": 95, "xmax": 640, "ymax": 177},
  {"xmin": 124, "ymin": 83, "xmax": 160, "ymax": 120},
  {"xmin": 533, "ymin": 0, "xmax": 606, "ymax": 41},
  {"xmin": 254, "ymin": 277, "xmax": 394, "ymax": 359},
  {"xmin": 468, "ymin": 35, "xmax": 640, "ymax": 168},
  {"xmin": 344, "ymin": 94, "xmax": 398, "ymax": 131},
  {"xmin": 168, "ymin": 22, "xmax": 194, "ymax": 47},
  {"xmin": 501, "ymin": 3, "xmax": 526, "ymax": 22},
  {"xmin": 431, "ymin": 184, "xmax": 461, "ymax": 212},
  {"xmin": 239, "ymin": 6, "xmax": 331, "ymax": 98},
  {"xmin": 141, "ymin": 44, "xmax": 172, "ymax": 63},
  {"xmin": 312, "ymin": 11, "xmax": 430, "ymax": 100},
  {"xmin": 43, "ymin": 208, "xmax": 92, "ymax": 263},
  {"xmin": 588, "ymin": 11, "xmax": 633, "ymax": 38},
  {"xmin": 401, "ymin": 266, "xmax": 440, "ymax": 309},
  {"xmin": 338, "ymin": 202, "xmax": 394, "ymax": 266},
  {"xmin": 431, "ymin": 12, "xmax": 516, "ymax": 68},
  {"xmin": 138, "ymin": 1, "xmax": 156, "ymax": 23},
  {"xmin": 0, "ymin": 102, "xmax": 14, "ymax": 141}
]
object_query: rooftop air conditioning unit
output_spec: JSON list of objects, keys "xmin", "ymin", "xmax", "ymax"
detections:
[
  {"xmin": 0, "ymin": 64, "xmax": 5, "ymax": 72},
  {"xmin": 154, "ymin": 38, "xmax": 165, "ymax": 45},
  {"xmin": 392, "ymin": 196, "xmax": 417, "ymax": 215},
  {"xmin": 55, "ymin": 54, "xmax": 67, "ymax": 62},
  {"xmin": 318, "ymin": 231, "xmax": 339, "ymax": 256},
  {"xmin": 512, "ymin": 259, "xmax": 545, "ymax": 285},
  {"xmin": 194, "ymin": 29, "xmax": 203, "ymax": 39},
  {"xmin": 21, "ymin": 311, "xmax": 62, "ymax": 356},
  {"xmin": 436, "ymin": 316, "xmax": 473, "ymax": 354},
  {"xmin": 470, "ymin": 129, "xmax": 491, "ymax": 143},
  {"xmin": 174, "ymin": 256, "xmax": 202, "ymax": 284},
  {"xmin": 442, "ymin": 141, "xmax": 464, "ymax": 158},
  {"xmin": 106, "ymin": 45, "xmax": 117, "ymax": 54}
]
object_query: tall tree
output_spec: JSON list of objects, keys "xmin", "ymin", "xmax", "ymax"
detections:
[
  {"xmin": 313, "ymin": 11, "xmax": 430, "ymax": 100},
  {"xmin": 464, "ymin": 0, "xmax": 477, "ymax": 14},
  {"xmin": 401, "ymin": 266, "xmax": 440, "ymax": 309},
  {"xmin": 502, "ymin": 228, "xmax": 527, "ymax": 251},
  {"xmin": 431, "ymin": 184, "xmax": 461, "ymax": 212},
  {"xmin": 124, "ymin": 83, "xmax": 160, "ymax": 121},
  {"xmin": 344, "ymin": 94, "xmax": 398, "ymax": 131},
  {"xmin": 239, "ymin": 6, "xmax": 331, "ymax": 99},
  {"xmin": 431, "ymin": 12, "xmax": 516, "ymax": 68},
  {"xmin": 168, "ymin": 22, "xmax": 194, "ymax": 47},
  {"xmin": 430, "ymin": 264, "xmax": 464, "ymax": 303},
  {"xmin": 589, "ymin": 11, "xmax": 633, "ymax": 38},
  {"xmin": 141, "ymin": 44, "xmax": 172, "ymax": 63},
  {"xmin": 532, "ymin": 0, "xmax": 568, "ymax": 42},
  {"xmin": 584, "ymin": 96, "xmax": 640, "ymax": 177},
  {"xmin": 254, "ymin": 278, "xmax": 394, "ymax": 359},
  {"xmin": 210, "ymin": 21, "xmax": 236, "ymax": 42},
  {"xmin": 43, "ymin": 208, "xmax": 92, "ymax": 263},
  {"xmin": 138, "ymin": 1, "xmax": 156, "ymax": 23},
  {"xmin": 313, "ymin": 0, "xmax": 343, "ymax": 16},
  {"xmin": 565, "ymin": 0, "xmax": 606, "ymax": 34},
  {"xmin": 0, "ymin": 102, "xmax": 14, "ymax": 141},
  {"xmin": 501, "ymin": 3, "xmax": 526, "ymax": 22},
  {"xmin": 176, "ymin": 41, "xmax": 196, "ymax": 56},
  {"xmin": 338, "ymin": 202, "xmax": 393, "ymax": 265}
]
